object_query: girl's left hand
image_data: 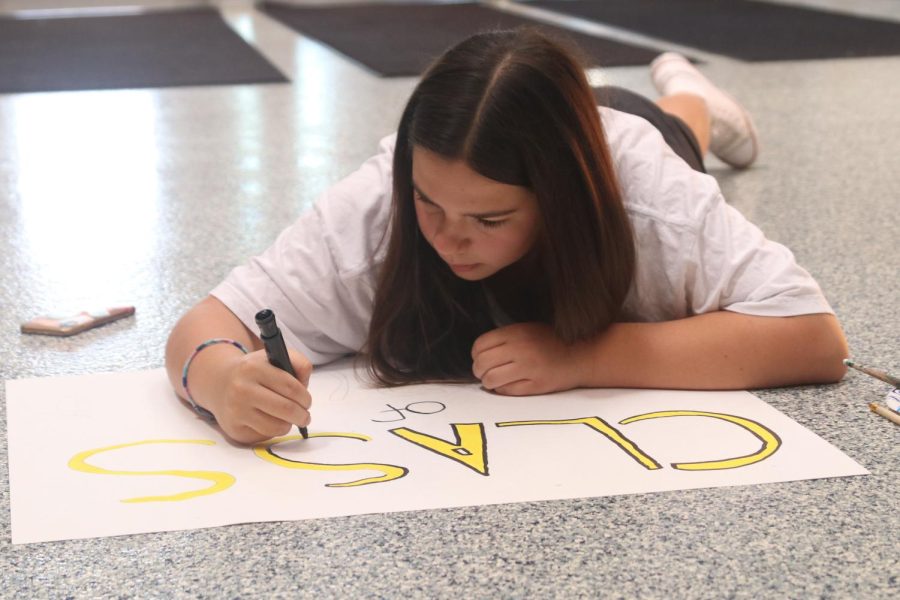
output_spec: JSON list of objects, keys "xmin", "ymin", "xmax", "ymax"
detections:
[{"xmin": 471, "ymin": 323, "xmax": 584, "ymax": 395}]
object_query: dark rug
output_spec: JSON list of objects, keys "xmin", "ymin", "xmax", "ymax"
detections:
[
  {"xmin": 260, "ymin": 1, "xmax": 666, "ymax": 77},
  {"xmin": 0, "ymin": 8, "xmax": 288, "ymax": 94},
  {"xmin": 525, "ymin": 0, "xmax": 900, "ymax": 61}
]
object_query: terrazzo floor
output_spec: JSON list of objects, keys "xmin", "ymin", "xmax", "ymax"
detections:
[{"xmin": 1, "ymin": 0, "xmax": 897, "ymax": 597}]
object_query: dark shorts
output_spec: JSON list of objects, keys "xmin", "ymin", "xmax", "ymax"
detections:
[{"xmin": 593, "ymin": 85, "xmax": 706, "ymax": 173}]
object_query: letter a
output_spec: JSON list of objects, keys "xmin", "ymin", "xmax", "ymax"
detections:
[{"xmin": 390, "ymin": 423, "xmax": 489, "ymax": 475}]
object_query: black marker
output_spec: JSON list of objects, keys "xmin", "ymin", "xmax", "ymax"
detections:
[{"xmin": 255, "ymin": 308, "xmax": 309, "ymax": 439}]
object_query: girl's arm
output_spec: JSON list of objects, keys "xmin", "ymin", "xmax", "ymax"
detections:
[
  {"xmin": 472, "ymin": 312, "xmax": 848, "ymax": 394},
  {"xmin": 165, "ymin": 295, "xmax": 262, "ymax": 401},
  {"xmin": 576, "ymin": 311, "xmax": 847, "ymax": 390},
  {"xmin": 165, "ymin": 296, "xmax": 313, "ymax": 444}
]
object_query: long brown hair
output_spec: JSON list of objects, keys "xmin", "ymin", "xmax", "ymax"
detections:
[{"xmin": 365, "ymin": 28, "xmax": 635, "ymax": 385}]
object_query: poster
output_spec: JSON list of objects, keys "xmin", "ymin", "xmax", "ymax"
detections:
[{"xmin": 6, "ymin": 363, "xmax": 868, "ymax": 544}]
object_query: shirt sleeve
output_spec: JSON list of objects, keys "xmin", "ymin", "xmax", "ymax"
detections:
[
  {"xmin": 210, "ymin": 134, "xmax": 397, "ymax": 364},
  {"xmin": 686, "ymin": 194, "xmax": 834, "ymax": 317}
]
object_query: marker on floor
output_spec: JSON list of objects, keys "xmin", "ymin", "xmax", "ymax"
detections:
[{"xmin": 843, "ymin": 358, "xmax": 900, "ymax": 387}]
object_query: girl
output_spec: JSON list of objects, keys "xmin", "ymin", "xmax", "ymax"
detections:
[{"xmin": 165, "ymin": 29, "xmax": 847, "ymax": 445}]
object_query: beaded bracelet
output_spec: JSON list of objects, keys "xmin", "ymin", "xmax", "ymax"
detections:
[{"xmin": 181, "ymin": 338, "xmax": 249, "ymax": 420}]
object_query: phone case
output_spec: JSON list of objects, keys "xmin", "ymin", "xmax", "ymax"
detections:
[{"xmin": 20, "ymin": 306, "xmax": 135, "ymax": 337}]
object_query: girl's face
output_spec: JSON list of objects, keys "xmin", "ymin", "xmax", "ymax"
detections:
[{"xmin": 412, "ymin": 146, "xmax": 541, "ymax": 281}]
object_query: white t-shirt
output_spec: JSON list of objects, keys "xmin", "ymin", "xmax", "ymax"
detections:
[{"xmin": 211, "ymin": 107, "xmax": 833, "ymax": 364}]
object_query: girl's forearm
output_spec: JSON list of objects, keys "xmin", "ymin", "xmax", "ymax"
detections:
[
  {"xmin": 164, "ymin": 296, "xmax": 261, "ymax": 407},
  {"xmin": 575, "ymin": 312, "xmax": 848, "ymax": 390}
]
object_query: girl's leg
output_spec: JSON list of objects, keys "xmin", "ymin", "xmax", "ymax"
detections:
[{"xmin": 654, "ymin": 93, "xmax": 711, "ymax": 157}]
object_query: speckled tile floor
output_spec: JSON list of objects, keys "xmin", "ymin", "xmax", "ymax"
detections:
[{"xmin": 1, "ymin": 1, "xmax": 898, "ymax": 597}]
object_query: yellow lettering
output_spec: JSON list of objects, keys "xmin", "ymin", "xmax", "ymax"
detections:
[
  {"xmin": 254, "ymin": 433, "xmax": 408, "ymax": 487},
  {"xmin": 496, "ymin": 417, "xmax": 661, "ymax": 470},
  {"xmin": 619, "ymin": 410, "xmax": 782, "ymax": 470},
  {"xmin": 68, "ymin": 439, "xmax": 235, "ymax": 503},
  {"xmin": 390, "ymin": 423, "xmax": 488, "ymax": 475}
]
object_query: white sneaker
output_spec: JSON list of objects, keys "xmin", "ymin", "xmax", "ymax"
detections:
[{"xmin": 650, "ymin": 52, "xmax": 759, "ymax": 169}]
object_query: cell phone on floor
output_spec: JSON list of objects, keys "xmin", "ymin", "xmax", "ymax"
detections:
[{"xmin": 20, "ymin": 306, "xmax": 135, "ymax": 337}]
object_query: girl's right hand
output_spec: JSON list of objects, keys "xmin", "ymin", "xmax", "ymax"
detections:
[{"xmin": 210, "ymin": 348, "xmax": 313, "ymax": 445}]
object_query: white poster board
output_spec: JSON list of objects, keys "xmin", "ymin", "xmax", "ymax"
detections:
[{"xmin": 6, "ymin": 364, "xmax": 868, "ymax": 544}]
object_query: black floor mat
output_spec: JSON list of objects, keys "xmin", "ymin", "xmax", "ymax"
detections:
[
  {"xmin": 0, "ymin": 8, "xmax": 288, "ymax": 94},
  {"xmin": 525, "ymin": 0, "xmax": 900, "ymax": 61},
  {"xmin": 260, "ymin": 1, "xmax": 666, "ymax": 77}
]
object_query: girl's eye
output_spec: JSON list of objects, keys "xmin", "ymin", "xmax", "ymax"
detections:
[
  {"xmin": 414, "ymin": 191, "xmax": 437, "ymax": 207},
  {"xmin": 477, "ymin": 218, "xmax": 507, "ymax": 229},
  {"xmin": 414, "ymin": 191, "xmax": 440, "ymax": 211}
]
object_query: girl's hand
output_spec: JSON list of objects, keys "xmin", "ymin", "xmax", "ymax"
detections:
[
  {"xmin": 471, "ymin": 323, "xmax": 585, "ymax": 396},
  {"xmin": 209, "ymin": 348, "xmax": 313, "ymax": 445}
]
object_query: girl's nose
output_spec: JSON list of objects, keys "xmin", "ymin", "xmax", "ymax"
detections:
[{"xmin": 432, "ymin": 219, "xmax": 468, "ymax": 254}]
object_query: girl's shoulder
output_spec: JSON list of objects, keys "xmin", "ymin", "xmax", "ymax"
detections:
[{"xmin": 306, "ymin": 133, "xmax": 397, "ymax": 278}]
